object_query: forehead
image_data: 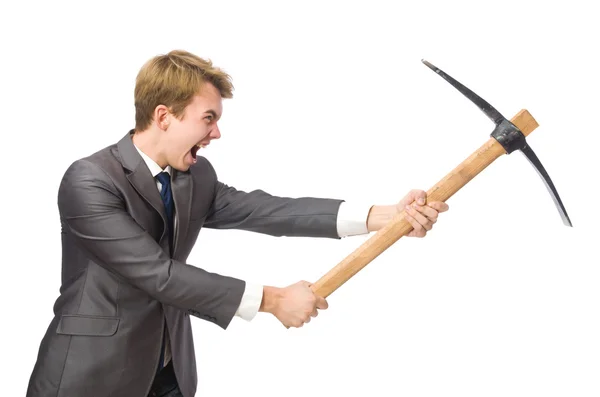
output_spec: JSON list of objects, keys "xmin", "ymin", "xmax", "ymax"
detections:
[{"xmin": 188, "ymin": 83, "xmax": 223, "ymax": 114}]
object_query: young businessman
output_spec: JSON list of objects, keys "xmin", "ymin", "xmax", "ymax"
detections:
[{"xmin": 26, "ymin": 50, "xmax": 449, "ymax": 397}]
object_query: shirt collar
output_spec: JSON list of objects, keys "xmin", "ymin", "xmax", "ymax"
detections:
[{"xmin": 133, "ymin": 144, "xmax": 171, "ymax": 177}]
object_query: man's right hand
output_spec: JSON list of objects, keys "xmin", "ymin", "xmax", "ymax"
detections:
[{"xmin": 259, "ymin": 281, "xmax": 328, "ymax": 328}]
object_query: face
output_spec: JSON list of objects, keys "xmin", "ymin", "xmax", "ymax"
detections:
[{"xmin": 159, "ymin": 83, "xmax": 223, "ymax": 171}]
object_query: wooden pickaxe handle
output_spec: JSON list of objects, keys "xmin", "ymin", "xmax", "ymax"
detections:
[{"xmin": 311, "ymin": 109, "xmax": 539, "ymax": 298}]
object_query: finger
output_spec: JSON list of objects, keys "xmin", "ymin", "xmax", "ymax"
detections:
[
  {"xmin": 412, "ymin": 204, "xmax": 438, "ymax": 223},
  {"xmin": 404, "ymin": 211, "xmax": 426, "ymax": 237},
  {"xmin": 405, "ymin": 205, "xmax": 432, "ymax": 231},
  {"xmin": 311, "ymin": 308, "xmax": 319, "ymax": 317},
  {"xmin": 403, "ymin": 210, "xmax": 426, "ymax": 237},
  {"xmin": 428, "ymin": 201, "xmax": 449, "ymax": 213},
  {"xmin": 315, "ymin": 295, "xmax": 328, "ymax": 310}
]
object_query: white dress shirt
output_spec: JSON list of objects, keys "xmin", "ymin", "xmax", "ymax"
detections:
[{"xmin": 133, "ymin": 145, "xmax": 371, "ymax": 365}]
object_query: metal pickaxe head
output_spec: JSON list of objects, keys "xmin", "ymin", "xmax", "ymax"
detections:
[{"xmin": 421, "ymin": 60, "xmax": 572, "ymax": 227}]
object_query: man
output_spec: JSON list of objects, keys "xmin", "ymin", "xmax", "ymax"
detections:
[{"xmin": 26, "ymin": 50, "xmax": 449, "ymax": 397}]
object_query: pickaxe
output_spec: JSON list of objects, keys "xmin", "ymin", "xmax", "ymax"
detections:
[{"xmin": 311, "ymin": 60, "xmax": 572, "ymax": 299}]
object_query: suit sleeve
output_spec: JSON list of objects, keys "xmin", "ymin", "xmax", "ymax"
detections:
[
  {"xmin": 58, "ymin": 159, "xmax": 245, "ymax": 329},
  {"xmin": 203, "ymin": 175, "xmax": 345, "ymax": 238}
]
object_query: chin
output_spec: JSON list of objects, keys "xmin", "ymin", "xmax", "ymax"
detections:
[
  {"xmin": 171, "ymin": 161, "xmax": 191, "ymax": 172},
  {"xmin": 176, "ymin": 164, "xmax": 191, "ymax": 172}
]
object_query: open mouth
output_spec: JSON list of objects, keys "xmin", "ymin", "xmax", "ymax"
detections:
[
  {"xmin": 190, "ymin": 143, "xmax": 208, "ymax": 161},
  {"xmin": 191, "ymin": 145, "xmax": 200, "ymax": 160}
]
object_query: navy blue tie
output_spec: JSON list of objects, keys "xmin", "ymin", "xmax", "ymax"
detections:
[
  {"xmin": 155, "ymin": 171, "xmax": 173, "ymax": 373},
  {"xmin": 156, "ymin": 172, "xmax": 174, "ymax": 251}
]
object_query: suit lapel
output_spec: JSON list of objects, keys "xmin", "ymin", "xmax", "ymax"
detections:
[
  {"xmin": 171, "ymin": 168, "xmax": 193, "ymax": 257},
  {"xmin": 117, "ymin": 131, "xmax": 169, "ymax": 244}
]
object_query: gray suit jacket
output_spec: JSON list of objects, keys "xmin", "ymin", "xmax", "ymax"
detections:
[{"xmin": 26, "ymin": 131, "xmax": 343, "ymax": 397}]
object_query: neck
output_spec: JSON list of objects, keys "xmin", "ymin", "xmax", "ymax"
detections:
[{"xmin": 132, "ymin": 128, "xmax": 167, "ymax": 169}]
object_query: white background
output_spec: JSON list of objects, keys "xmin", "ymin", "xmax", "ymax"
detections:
[{"xmin": 2, "ymin": 1, "xmax": 599, "ymax": 396}]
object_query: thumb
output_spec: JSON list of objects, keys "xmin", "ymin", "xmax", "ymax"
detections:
[
  {"xmin": 413, "ymin": 190, "xmax": 427, "ymax": 204},
  {"xmin": 301, "ymin": 280, "xmax": 312, "ymax": 289},
  {"xmin": 402, "ymin": 189, "xmax": 427, "ymax": 206}
]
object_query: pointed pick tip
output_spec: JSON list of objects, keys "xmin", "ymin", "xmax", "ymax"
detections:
[
  {"xmin": 421, "ymin": 59, "xmax": 438, "ymax": 71},
  {"xmin": 560, "ymin": 212, "xmax": 573, "ymax": 227}
]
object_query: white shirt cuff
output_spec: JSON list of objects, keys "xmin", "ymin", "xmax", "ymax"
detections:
[
  {"xmin": 336, "ymin": 201, "xmax": 372, "ymax": 237},
  {"xmin": 235, "ymin": 281, "xmax": 263, "ymax": 321}
]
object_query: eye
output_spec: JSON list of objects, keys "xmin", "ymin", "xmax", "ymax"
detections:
[{"xmin": 205, "ymin": 115, "xmax": 213, "ymax": 122}]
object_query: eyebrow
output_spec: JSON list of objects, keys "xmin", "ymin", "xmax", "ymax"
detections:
[{"xmin": 204, "ymin": 110, "xmax": 220, "ymax": 119}]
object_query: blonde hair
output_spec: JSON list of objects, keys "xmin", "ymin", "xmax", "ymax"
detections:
[{"xmin": 134, "ymin": 49, "xmax": 234, "ymax": 131}]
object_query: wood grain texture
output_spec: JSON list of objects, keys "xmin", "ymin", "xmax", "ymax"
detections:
[{"xmin": 311, "ymin": 109, "xmax": 539, "ymax": 298}]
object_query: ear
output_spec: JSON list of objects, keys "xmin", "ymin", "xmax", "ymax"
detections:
[{"xmin": 154, "ymin": 104, "xmax": 171, "ymax": 130}]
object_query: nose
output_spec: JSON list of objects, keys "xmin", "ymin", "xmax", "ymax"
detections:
[{"xmin": 211, "ymin": 124, "xmax": 221, "ymax": 140}]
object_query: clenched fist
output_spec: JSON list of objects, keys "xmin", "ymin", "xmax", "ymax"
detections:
[{"xmin": 259, "ymin": 281, "xmax": 328, "ymax": 328}]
